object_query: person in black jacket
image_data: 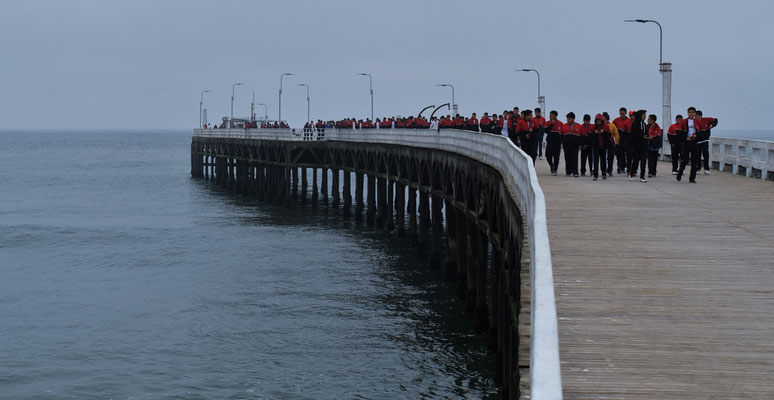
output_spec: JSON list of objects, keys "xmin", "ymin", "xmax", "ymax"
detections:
[{"xmin": 628, "ymin": 110, "xmax": 649, "ymax": 182}]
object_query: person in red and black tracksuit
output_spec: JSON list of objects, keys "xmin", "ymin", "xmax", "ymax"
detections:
[
  {"xmin": 628, "ymin": 110, "xmax": 649, "ymax": 182},
  {"xmin": 517, "ymin": 110, "xmax": 537, "ymax": 162},
  {"xmin": 544, "ymin": 110, "xmax": 564, "ymax": 175},
  {"xmin": 612, "ymin": 107, "xmax": 631, "ymax": 174},
  {"xmin": 466, "ymin": 113, "xmax": 479, "ymax": 132},
  {"xmin": 580, "ymin": 114, "xmax": 593, "ymax": 176},
  {"xmin": 480, "ymin": 112, "xmax": 492, "ymax": 133},
  {"xmin": 667, "ymin": 114, "xmax": 684, "ymax": 174},
  {"xmin": 646, "ymin": 114, "xmax": 662, "ymax": 177},
  {"xmin": 589, "ymin": 114, "xmax": 611, "ymax": 180},
  {"xmin": 560, "ymin": 112, "xmax": 582, "ymax": 177},
  {"xmin": 533, "ymin": 108, "xmax": 546, "ymax": 160},
  {"xmin": 676, "ymin": 107, "xmax": 718, "ymax": 183},
  {"xmin": 696, "ymin": 110, "xmax": 713, "ymax": 174}
]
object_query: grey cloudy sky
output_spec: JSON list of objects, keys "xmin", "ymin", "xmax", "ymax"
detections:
[{"xmin": 1, "ymin": 0, "xmax": 772, "ymax": 130}]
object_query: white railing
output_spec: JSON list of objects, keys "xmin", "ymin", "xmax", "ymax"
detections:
[
  {"xmin": 711, "ymin": 137, "xmax": 774, "ymax": 181},
  {"xmin": 193, "ymin": 128, "xmax": 563, "ymax": 399}
]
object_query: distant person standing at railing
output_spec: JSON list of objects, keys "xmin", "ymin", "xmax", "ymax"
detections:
[
  {"xmin": 646, "ymin": 114, "xmax": 662, "ymax": 177},
  {"xmin": 517, "ymin": 110, "xmax": 538, "ymax": 162},
  {"xmin": 533, "ymin": 108, "xmax": 546, "ymax": 160},
  {"xmin": 580, "ymin": 114, "xmax": 593, "ymax": 176},
  {"xmin": 480, "ymin": 113, "xmax": 491, "ymax": 133},
  {"xmin": 488, "ymin": 114, "xmax": 499, "ymax": 134},
  {"xmin": 544, "ymin": 110, "xmax": 563, "ymax": 175},
  {"xmin": 603, "ymin": 112, "xmax": 619, "ymax": 176},
  {"xmin": 498, "ymin": 111, "xmax": 509, "ymax": 138},
  {"xmin": 667, "ymin": 115, "xmax": 684, "ymax": 175}
]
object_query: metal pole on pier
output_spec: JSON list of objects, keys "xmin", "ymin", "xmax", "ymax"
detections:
[
  {"xmin": 625, "ymin": 19, "xmax": 671, "ymax": 159},
  {"xmin": 436, "ymin": 84, "xmax": 456, "ymax": 116},
  {"xmin": 298, "ymin": 83, "xmax": 310, "ymax": 123},
  {"xmin": 231, "ymin": 82, "xmax": 244, "ymax": 123},
  {"xmin": 258, "ymin": 103, "xmax": 268, "ymax": 121},
  {"xmin": 357, "ymin": 73, "xmax": 374, "ymax": 121},
  {"xmin": 279, "ymin": 73, "xmax": 294, "ymax": 125},
  {"xmin": 200, "ymin": 89, "xmax": 210, "ymax": 128},
  {"xmin": 520, "ymin": 69, "xmax": 544, "ymax": 112}
]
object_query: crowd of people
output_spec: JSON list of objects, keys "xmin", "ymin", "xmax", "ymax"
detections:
[{"xmin": 201, "ymin": 105, "xmax": 718, "ymax": 183}]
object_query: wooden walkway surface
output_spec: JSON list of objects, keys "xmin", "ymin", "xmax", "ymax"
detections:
[{"xmin": 536, "ymin": 161, "xmax": 774, "ymax": 399}]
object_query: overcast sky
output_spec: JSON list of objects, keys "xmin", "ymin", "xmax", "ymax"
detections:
[{"xmin": 1, "ymin": 0, "xmax": 772, "ymax": 130}]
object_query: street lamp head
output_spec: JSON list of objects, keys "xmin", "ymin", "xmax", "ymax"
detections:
[
  {"xmin": 297, "ymin": 83, "xmax": 307, "ymax": 87},
  {"xmin": 282, "ymin": 73, "xmax": 294, "ymax": 76},
  {"xmin": 625, "ymin": 19, "xmax": 648, "ymax": 23},
  {"xmin": 436, "ymin": 84, "xmax": 448, "ymax": 87},
  {"xmin": 357, "ymin": 72, "xmax": 368, "ymax": 76},
  {"xmin": 203, "ymin": 89, "xmax": 211, "ymax": 93}
]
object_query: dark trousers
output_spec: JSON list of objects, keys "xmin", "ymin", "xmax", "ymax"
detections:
[
  {"xmin": 616, "ymin": 133, "xmax": 629, "ymax": 172},
  {"xmin": 607, "ymin": 145, "xmax": 615, "ymax": 174},
  {"xmin": 698, "ymin": 141, "xmax": 710, "ymax": 170},
  {"xmin": 523, "ymin": 138, "xmax": 538, "ymax": 162},
  {"xmin": 670, "ymin": 140, "xmax": 683, "ymax": 172},
  {"xmin": 545, "ymin": 133, "xmax": 563, "ymax": 172},
  {"xmin": 508, "ymin": 131, "xmax": 520, "ymax": 148},
  {"xmin": 592, "ymin": 146, "xmax": 608, "ymax": 178},
  {"xmin": 537, "ymin": 129, "xmax": 545, "ymax": 157},
  {"xmin": 580, "ymin": 145, "xmax": 593, "ymax": 175},
  {"xmin": 678, "ymin": 141, "xmax": 699, "ymax": 181},
  {"xmin": 563, "ymin": 136, "xmax": 579, "ymax": 175},
  {"xmin": 629, "ymin": 145, "xmax": 647, "ymax": 179},
  {"xmin": 647, "ymin": 149, "xmax": 660, "ymax": 176}
]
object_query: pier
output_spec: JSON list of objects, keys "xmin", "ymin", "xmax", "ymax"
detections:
[{"xmin": 191, "ymin": 128, "xmax": 773, "ymax": 399}]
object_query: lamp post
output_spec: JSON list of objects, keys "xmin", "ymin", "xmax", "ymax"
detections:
[
  {"xmin": 436, "ymin": 83, "xmax": 456, "ymax": 116},
  {"xmin": 519, "ymin": 69, "xmax": 545, "ymax": 112},
  {"xmin": 257, "ymin": 103, "xmax": 268, "ymax": 121},
  {"xmin": 279, "ymin": 72, "xmax": 294, "ymax": 125},
  {"xmin": 357, "ymin": 73, "xmax": 373, "ymax": 121},
  {"xmin": 199, "ymin": 89, "xmax": 210, "ymax": 128},
  {"xmin": 251, "ymin": 92, "xmax": 255, "ymax": 122},
  {"xmin": 297, "ymin": 83, "xmax": 310, "ymax": 123},
  {"xmin": 625, "ymin": 19, "xmax": 671, "ymax": 158},
  {"xmin": 231, "ymin": 82, "xmax": 244, "ymax": 122}
]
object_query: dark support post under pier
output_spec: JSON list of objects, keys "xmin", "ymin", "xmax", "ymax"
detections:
[
  {"xmin": 418, "ymin": 190, "xmax": 430, "ymax": 249},
  {"xmin": 366, "ymin": 174, "xmax": 376, "ymax": 224},
  {"xmin": 430, "ymin": 195, "xmax": 443, "ymax": 266},
  {"xmin": 355, "ymin": 172, "xmax": 364, "ymax": 219},
  {"xmin": 331, "ymin": 169, "xmax": 340, "ymax": 207},
  {"xmin": 466, "ymin": 217, "xmax": 479, "ymax": 312},
  {"xmin": 396, "ymin": 183, "xmax": 406, "ymax": 236},
  {"xmin": 386, "ymin": 180, "xmax": 395, "ymax": 231},
  {"xmin": 444, "ymin": 199, "xmax": 458, "ymax": 282},
  {"xmin": 312, "ymin": 168, "xmax": 319, "ymax": 203},
  {"xmin": 321, "ymin": 167, "xmax": 328, "ymax": 204},
  {"xmin": 343, "ymin": 170, "xmax": 353, "ymax": 213},
  {"xmin": 301, "ymin": 167, "xmax": 308, "ymax": 202},
  {"xmin": 408, "ymin": 186, "xmax": 417, "ymax": 243},
  {"xmin": 376, "ymin": 176, "xmax": 387, "ymax": 227},
  {"xmin": 292, "ymin": 167, "xmax": 298, "ymax": 200}
]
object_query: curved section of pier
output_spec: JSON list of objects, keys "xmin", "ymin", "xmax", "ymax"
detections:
[{"xmin": 191, "ymin": 128, "xmax": 563, "ymax": 399}]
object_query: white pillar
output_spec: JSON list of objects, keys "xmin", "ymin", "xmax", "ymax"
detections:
[{"xmin": 660, "ymin": 62, "xmax": 672, "ymax": 160}]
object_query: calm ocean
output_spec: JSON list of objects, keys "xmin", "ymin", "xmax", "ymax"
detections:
[{"xmin": 0, "ymin": 130, "xmax": 498, "ymax": 399}]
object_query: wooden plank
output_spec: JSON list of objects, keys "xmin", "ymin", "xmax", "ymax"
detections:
[{"xmin": 537, "ymin": 160, "xmax": 774, "ymax": 399}]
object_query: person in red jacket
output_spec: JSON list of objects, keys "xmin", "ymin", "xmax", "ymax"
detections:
[
  {"xmin": 666, "ymin": 115, "xmax": 684, "ymax": 174},
  {"xmin": 696, "ymin": 110, "xmax": 713, "ymax": 174},
  {"xmin": 544, "ymin": 110, "xmax": 564, "ymax": 175},
  {"xmin": 676, "ymin": 107, "xmax": 718, "ymax": 183},
  {"xmin": 560, "ymin": 112, "xmax": 582, "ymax": 177},
  {"xmin": 580, "ymin": 114, "xmax": 593, "ymax": 176},
  {"xmin": 646, "ymin": 114, "xmax": 663, "ymax": 177},
  {"xmin": 533, "ymin": 108, "xmax": 546, "ymax": 160},
  {"xmin": 589, "ymin": 113, "xmax": 611, "ymax": 181},
  {"xmin": 516, "ymin": 110, "xmax": 537, "ymax": 162},
  {"xmin": 612, "ymin": 107, "xmax": 631, "ymax": 174},
  {"xmin": 479, "ymin": 112, "xmax": 491, "ymax": 133}
]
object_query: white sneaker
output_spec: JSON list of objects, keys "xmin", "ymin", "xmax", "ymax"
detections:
[
  {"xmin": 672, "ymin": 171, "xmax": 678, "ymax": 175},
  {"xmin": 704, "ymin": 170, "xmax": 711, "ymax": 175},
  {"xmin": 640, "ymin": 178, "xmax": 647, "ymax": 183},
  {"xmin": 628, "ymin": 175, "xmax": 634, "ymax": 181}
]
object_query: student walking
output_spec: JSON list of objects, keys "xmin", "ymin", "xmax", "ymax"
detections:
[
  {"xmin": 628, "ymin": 110, "xmax": 649, "ymax": 182},
  {"xmin": 517, "ymin": 110, "xmax": 538, "ymax": 162},
  {"xmin": 560, "ymin": 112, "xmax": 582, "ymax": 177},
  {"xmin": 589, "ymin": 114, "xmax": 611, "ymax": 181},
  {"xmin": 646, "ymin": 114, "xmax": 662, "ymax": 177},
  {"xmin": 580, "ymin": 114, "xmax": 593, "ymax": 176},
  {"xmin": 612, "ymin": 107, "xmax": 631, "ymax": 174},
  {"xmin": 667, "ymin": 115, "xmax": 684, "ymax": 175},
  {"xmin": 676, "ymin": 107, "xmax": 718, "ymax": 183},
  {"xmin": 544, "ymin": 110, "xmax": 564, "ymax": 175}
]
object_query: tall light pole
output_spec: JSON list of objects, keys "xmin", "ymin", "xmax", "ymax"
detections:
[
  {"xmin": 297, "ymin": 83, "xmax": 310, "ymax": 123},
  {"xmin": 625, "ymin": 19, "xmax": 671, "ymax": 158},
  {"xmin": 199, "ymin": 89, "xmax": 210, "ymax": 128},
  {"xmin": 520, "ymin": 69, "xmax": 545, "ymax": 112},
  {"xmin": 279, "ymin": 72, "xmax": 294, "ymax": 125},
  {"xmin": 231, "ymin": 82, "xmax": 244, "ymax": 122},
  {"xmin": 257, "ymin": 103, "xmax": 268, "ymax": 121},
  {"xmin": 251, "ymin": 92, "xmax": 255, "ymax": 122},
  {"xmin": 436, "ymin": 84, "xmax": 456, "ymax": 116},
  {"xmin": 357, "ymin": 72, "xmax": 373, "ymax": 121}
]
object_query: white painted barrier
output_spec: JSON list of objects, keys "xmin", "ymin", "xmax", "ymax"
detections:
[
  {"xmin": 711, "ymin": 137, "xmax": 774, "ymax": 181},
  {"xmin": 193, "ymin": 128, "xmax": 563, "ymax": 399}
]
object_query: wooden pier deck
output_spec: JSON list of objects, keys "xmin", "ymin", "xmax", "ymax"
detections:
[{"xmin": 537, "ymin": 161, "xmax": 774, "ymax": 399}]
